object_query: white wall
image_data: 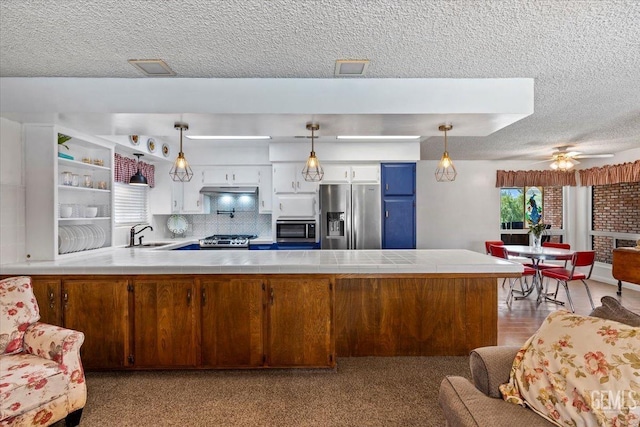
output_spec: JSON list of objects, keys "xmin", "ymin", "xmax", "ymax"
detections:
[
  {"xmin": 416, "ymin": 159, "xmax": 542, "ymax": 252},
  {"xmin": 0, "ymin": 117, "xmax": 25, "ymax": 264}
]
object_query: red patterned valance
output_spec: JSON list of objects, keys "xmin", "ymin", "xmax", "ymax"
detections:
[
  {"xmin": 578, "ymin": 160, "xmax": 640, "ymax": 186},
  {"xmin": 495, "ymin": 170, "xmax": 577, "ymax": 187},
  {"xmin": 114, "ymin": 153, "xmax": 155, "ymax": 188}
]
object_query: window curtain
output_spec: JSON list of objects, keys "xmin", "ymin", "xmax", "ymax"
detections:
[
  {"xmin": 495, "ymin": 170, "xmax": 577, "ymax": 187},
  {"xmin": 578, "ymin": 160, "xmax": 640, "ymax": 186},
  {"xmin": 114, "ymin": 153, "xmax": 155, "ymax": 188}
]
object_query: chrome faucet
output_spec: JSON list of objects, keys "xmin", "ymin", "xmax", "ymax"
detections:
[{"xmin": 130, "ymin": 224, "xmax": 153, "ymax": 247}]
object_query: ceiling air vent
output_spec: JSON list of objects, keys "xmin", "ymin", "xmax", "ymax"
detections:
[
  {"xmin": 334, "ymin": 59, "xmax": 370, "ymax": 77},
  {"xmin": 128, "ymin": 59, "xmax": 176, "ymax": 77}
]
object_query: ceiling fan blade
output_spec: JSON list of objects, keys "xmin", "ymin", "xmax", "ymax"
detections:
[{"xmin": 574, "ymin": 153, "xmax": 615, "ymax": 159}]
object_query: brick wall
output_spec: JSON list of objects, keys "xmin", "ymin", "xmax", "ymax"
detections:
[
  {"xmin": 592, "ymin": 182, "xmax": 640, "ymax": 263},
  {"xmin": 543, "ymin": 186, "xmax": 563, "ymax": 228}
]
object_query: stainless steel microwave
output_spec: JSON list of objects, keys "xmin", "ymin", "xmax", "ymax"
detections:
[{"xmin": 276, "ymin": 220, "xmax": 316, "ymax": 243}]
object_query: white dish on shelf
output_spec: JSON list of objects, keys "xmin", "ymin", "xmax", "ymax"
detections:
[
  {"xmin": 76, "ymin": 226, "xmax": 88, "ymax": 251},
  {"xmin": 95, "ymin": 225, "xmax": 106, "ymax": 247},
  {"xmin": 66, "ymin": 226, "xmax": 79, "ymax": 253},
  {"xmin": 79, "ymin": 225, "xmax": 93, "ymax": 250},
  {"xmin": 129, "ymin": 135, "xmax": 140, "ymax": 146},
  {"xmin": 162, "ymin": 143, "xmax": 170, "ymax": 158},
  {"xmin": 167, "ymin": 215, "xmax": 188, "ymax": 234},
  {"xmin": 59, "ymin": 226, "xmax": 71, "ymax": 254},
  {"xmin": 147, "ymin": 137, "xmax": 156, "ymax": 153}
]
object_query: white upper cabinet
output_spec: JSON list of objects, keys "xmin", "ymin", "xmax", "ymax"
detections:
[
  {"xmin": 274, "ymin": 194, "xmax": 317, "ymax": 218},
  {"xmin": 177, "ymin": 167, "xmax": 209, "ymax": 214},
  {"xmin": 272, "ymin": 163, "xmax": 318, "ymax": 194},
  {"xmin": 350, "ymin": 164, "xmax": 380, "ymax": 183},
  {"xmin": 317, "ymin": 164, "xmax": 380, "ymax": 184},
  {"xmin": 203, "ymin": 166, "xmax": 260, "ymax": 186},
  {"xmin": 258, "ymin": 166, "xmax": 272, "ymax": 213}
]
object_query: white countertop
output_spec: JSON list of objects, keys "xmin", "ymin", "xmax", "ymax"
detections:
[{"xmin": 0, "ymin": 248, "xmax": 523, "ymax": 275}]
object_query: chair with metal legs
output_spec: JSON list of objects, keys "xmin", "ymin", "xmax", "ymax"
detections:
[
  {"xmin": 485, "ymin": 241, "xmax": 508, "ymax": 288},
  {"xmin": 540, "ymin": 250, "xmax": 596, "ymax": 312},
  {"xmin": 489, "ymin": 245, "xmax": 536, "ymax": 306}
]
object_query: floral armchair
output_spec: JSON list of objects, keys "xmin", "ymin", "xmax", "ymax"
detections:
[{"xmin": 0, "ymin": 276, "xmax": 86, "ymax": 426}]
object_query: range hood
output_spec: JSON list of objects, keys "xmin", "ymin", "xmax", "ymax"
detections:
[{"xmin": 200, "ymin": 186, "xmax": 258, "ymax": 195}]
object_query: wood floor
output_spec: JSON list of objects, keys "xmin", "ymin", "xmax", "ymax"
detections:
[{"xmin": 498, "ymin": 278, "xmax": 640, "ymax": 346}]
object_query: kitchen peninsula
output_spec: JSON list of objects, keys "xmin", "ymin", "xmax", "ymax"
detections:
[{"xmin": 0, "ymin": 248, "xmax": 522, "ymax": 370}]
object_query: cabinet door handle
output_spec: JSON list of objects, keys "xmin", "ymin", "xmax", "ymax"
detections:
[
  {"xmin": 352, "ymin": 170, "xmax": 355, "ymax": 179},
  {"xmin": 233, "ymin": 174, "xmax": 236, "ymax": 181},
  {"xmin": 201, "ymin": 289, "xmax": 206, "ymax": 306},
  {"xmin": 385, "ymin": 211, "xmax": 389, "ymax": 218},
  {"xmin": 63, "ymin": 292, "xmax": 68, "ymax": 309},
  {"xmin": 197, "ymin": 200, "xmax": 200, "ymax": 207},
  {"xmin": 297, "ymin": 181, "xmax": 300, "ymax": 189},
  {"xmin": 385, "ymin": 184, "xmax": 389, "ymax": 191},
  {"xmin": 279, "ymin": 203, "xmax": 283, "ymax": 211},
  {"xmin": 48, "ymin": 290, "xmax": 55, "ymax": 309},
  {"xmin": 187, "ymin": 289, "xmax": 192, "ymax": 306},
  {"xmin": 344, "ymin": 171, "xmax": 348, "ymax": 178},
  {"xmin": 291, "ymin": 181, "xmax": 295, "ymax": 189},
  {"xmin": 174, "ymin": 200, "xmax": 177, "ymax": 207},
  {"xmin": 261, "ymin": 200, "xmax": 265, "ymax": 207},
  {"xmin": 225, "ymin": 173, "xmax": 228, "ymax": 181},
  {"xmin": 270, "ymin": 288, "xmax": 274, "ymax": 305}
]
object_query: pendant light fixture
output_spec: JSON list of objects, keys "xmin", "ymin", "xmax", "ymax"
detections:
[
  {"xmin": 302, "ymin": 123, "xmax": 324, "ymax": 182},
  {"xmin": 434, "ymin": 124, "xmax": 457, "ymax": 182},
  {"xmin": 129, "ymin": 153, "xmax": 149, "ymax": 186},
  {"xmin": 169, "ymin": 122, "xmax": 193, "ymax": 182}
]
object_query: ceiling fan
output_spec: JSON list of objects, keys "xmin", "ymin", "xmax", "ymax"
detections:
[{"xmin": 542, "ymin": 146, "xmax": 614, "ymax": 171}]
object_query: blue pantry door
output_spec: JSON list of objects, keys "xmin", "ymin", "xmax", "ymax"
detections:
[{"xmin": 382, "ymin": 198, "xmax": 416, "ymax": 248}]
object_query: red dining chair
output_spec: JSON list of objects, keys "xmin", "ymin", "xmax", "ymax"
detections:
[
  {"xmin": 540, "ymin": 250, "xmax": 596, "ymax": 312},
  {"xmin": 489, "ymin": 245, "xmax": 536, "ymax": 306},
  {"xmin": 485, "ymin": 241, "xmax": 507, "ymax": 288}
]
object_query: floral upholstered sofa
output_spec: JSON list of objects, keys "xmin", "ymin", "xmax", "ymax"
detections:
[
  {"xmin": 439, "ymin": 296, "xmax": 640, "ymax": 426},
  {"xmin": 0, "ymin": 276, "xmax": 86, "ymax": 426}
]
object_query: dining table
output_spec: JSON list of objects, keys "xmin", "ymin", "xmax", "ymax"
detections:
[{"xmin": 505, "ymin": 244, "xmax": 574, "ymax": 305}]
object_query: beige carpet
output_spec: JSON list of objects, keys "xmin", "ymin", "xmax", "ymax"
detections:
[{"xmin": 63, "ymin": 357, "xmax": 470, "ymax": 426}]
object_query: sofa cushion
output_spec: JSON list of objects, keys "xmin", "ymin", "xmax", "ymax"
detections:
[
  {"xmin": 0, "ymin": 276, "xmax": 40, "ymax": 355},
  {"xmin": 500, "ymin": 310, "xmax": 640, "ymax": 426},
  {"xmin": 0, "ymin": 353, "xmax": 67, "ymax": 421},
  {"xmin": 589, "ymin": 296, "xmax": 640, "ymax": 327}
]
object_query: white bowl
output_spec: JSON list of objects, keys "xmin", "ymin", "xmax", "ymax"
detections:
[
  {"xmin": 60, "ymin": 206, "xmax": 73, "ymax": 218},
  {"xmin": 85, "ymin": 207, "xmax": 98, "ymax": 218}
]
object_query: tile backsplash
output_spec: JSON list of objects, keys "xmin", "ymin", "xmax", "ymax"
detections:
[{"xmin": 155, "ymin": 193, "xmax": 271, "ymax": 238}]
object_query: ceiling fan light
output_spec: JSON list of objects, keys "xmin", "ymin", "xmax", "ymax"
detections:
[{"xmin": 550, "ymin": 161, "xmax": 559, "ymax": 170}]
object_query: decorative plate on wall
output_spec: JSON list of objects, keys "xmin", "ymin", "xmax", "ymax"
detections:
[
  {"xmin": 147, "ymin": 137, "xmax": 156, "ymax": 153},
  {"xmin": 129, "ymin": 135, "xmax": 140, "ymax": 146},
  {"xmin": 162, "ymin": 143, "xmax": 170, "ymax": 158},
  {"xmin": 167, "ymin": 215, "xmax": 188, "ymax": 234}
]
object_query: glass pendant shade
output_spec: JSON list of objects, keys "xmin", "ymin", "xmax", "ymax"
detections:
[
  {"xmin": 302, "ymin": 123, "xmax": 324, "ymax": 182},
  {"xmin": 434, "ymin": 124, "xmax": 457, "ymax": 182},
  {"xmin": 170, "ymin": 123, "xmax": 193, "ymax": 182},
  {"xmin": 129, "ymin": 153, "xmax": 149, "ymax": 186}
]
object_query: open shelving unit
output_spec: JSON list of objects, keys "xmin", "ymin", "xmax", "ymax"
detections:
[{"xmin": 25, "ymin": 124, "xmax": 115, "ymax": 260}]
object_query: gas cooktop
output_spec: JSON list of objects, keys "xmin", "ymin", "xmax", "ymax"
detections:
[{"xmin": 199, "ymin": 234, "xmax": 257, "ymax": 249}]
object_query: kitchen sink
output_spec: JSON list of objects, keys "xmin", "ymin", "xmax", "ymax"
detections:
[{"xmin": 126, "ymin": 243, "xmax": 171, "ymax": 248}]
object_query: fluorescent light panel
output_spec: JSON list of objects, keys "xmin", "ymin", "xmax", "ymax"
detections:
[
  {"xmin": 185, "ymin": 135, "xmax": 272, "ymax": 140},
  {"xmin": 336, "ymin": 135, "xmax": 420, "ymax": 140}
]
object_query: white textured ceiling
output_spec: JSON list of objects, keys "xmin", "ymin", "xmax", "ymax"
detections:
[{"xmin": 1, "ymin": 0, "xmax": 639, "ymax": 161}]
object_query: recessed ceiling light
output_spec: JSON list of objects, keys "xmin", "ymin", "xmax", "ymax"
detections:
[
  {"xmin": 336, "ymin": 135, "xmax": 420, "ymax": 140},
  {"xmin": 185, "ymin": 135, "xmax": 272, "ymax": 140},
  {"xmin": 334, "ymin": 59, "xmax": 370, "ymax": 77},
  {"xmin": 128, "ymin": 59, "xmax": 176, "ymax": 77}
]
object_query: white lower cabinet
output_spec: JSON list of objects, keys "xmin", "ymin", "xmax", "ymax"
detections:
[{"xmin": 274, "ymin": 194, "xmax": 317, "ymax": 218}]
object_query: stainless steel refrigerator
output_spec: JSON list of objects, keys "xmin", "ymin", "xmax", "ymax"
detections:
[{"xmin": 320, "ymin": 184, "xmax": 381, "ymax": 249}]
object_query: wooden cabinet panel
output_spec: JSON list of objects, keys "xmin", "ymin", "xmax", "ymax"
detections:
[
  {"xmin": 133, "ymin": 278, "xmax": 198, "ymax": 368},
  {"xmin": 31, "ymin": 277, "xmax": 62, "ymax": 326},
  {"xmin": 201, "ymin": 277, "xmax": 265, "ymax": 367},
  {"xmin": 63, "ymin": 278, "xmax": 130, "ymax": 369},
  {"xmin": 335, "ymin": 276, "xmax": 497, "ymax": 357},
  {"xmin": 267, "ymin": 277, "xmax": 334, "ymax": 367}
]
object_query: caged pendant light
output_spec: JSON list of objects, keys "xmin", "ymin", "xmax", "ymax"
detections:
[
  {"xmin": 169, "ymin": 122, "xmax": 193, "ymax": 182},
  {"xmin": 434, "ymin": 124, "xmax": 457, "ymax": 182},
  {"xmin": 129, "ymin": 153, "xmax": 149, "ymax": 186},
  {"xmin": 302, "ymin": 123, "xmax": 324, "ymax": 182}
]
